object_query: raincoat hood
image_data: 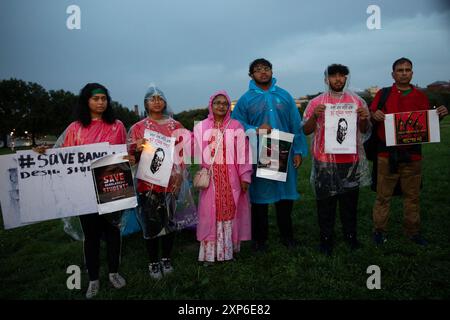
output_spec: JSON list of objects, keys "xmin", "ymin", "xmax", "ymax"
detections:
[
  {"xmin": 144, "ymin": 85, "xmax": 172, "ymax": 116},
  {"xmin": 324, "ymin": 67, "xmax": 351, "ymax": 94},
  {"xmin": 207, "ymin": 90, "xmax": 232, "ymax": 123}
]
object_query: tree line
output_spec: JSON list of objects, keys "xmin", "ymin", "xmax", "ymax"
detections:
[
  {"xmin": 2, "ymin": 78, "xmax": 448, "ymax": 147},
  {"xmin": 0, "ymin": 79, "xmax": 140, "ymax": 146}
]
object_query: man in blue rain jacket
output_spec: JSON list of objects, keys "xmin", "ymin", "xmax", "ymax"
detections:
[{"xmin": 232, "ymin": 58, "xmax": 308, "ymax": 252}]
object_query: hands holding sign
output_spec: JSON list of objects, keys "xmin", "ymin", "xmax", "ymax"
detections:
[{"xmin": 436, "ymin": 105, "xmax": 448, "ymax": 119}]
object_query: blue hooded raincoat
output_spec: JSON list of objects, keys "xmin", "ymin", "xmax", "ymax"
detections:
[{"xmin": 232, "ymin": 78, "xmax": 308, "ymax": 204}]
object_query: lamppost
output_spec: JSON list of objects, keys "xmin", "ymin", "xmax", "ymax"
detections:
[{"xmin": 10, "ymin": 130, "xmax": 15, "ymax": 151}]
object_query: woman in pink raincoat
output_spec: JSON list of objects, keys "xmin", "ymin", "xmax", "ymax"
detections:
[
  {"xmin": 35, "ymin": 83, "xmax": 128, "ymax": 299},
  {"xmin": 194, "ymin": 90, "xmax": 252, "ymax": 263}
]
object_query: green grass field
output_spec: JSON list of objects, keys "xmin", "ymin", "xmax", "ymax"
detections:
[{"xmin": 1, "ymin": 118, "xmax": 449, "ymax": 300}]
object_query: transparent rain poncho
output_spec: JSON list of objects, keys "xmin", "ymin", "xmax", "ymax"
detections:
[
  {"xmin": 55, "ymin": 121, "xmax": 137, "ymax": 241},
  {"xmin": 128, "ymin": 85, "xmax": 197, "ymax": 239},
  {"xmin": 303, "ymin": 70, "xmax": 372, "ymax": 200}
]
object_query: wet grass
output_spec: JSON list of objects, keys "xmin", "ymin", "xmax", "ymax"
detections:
[{"xmin": 0, "ymin": 118, "xmax": 449, "ymax": 300}]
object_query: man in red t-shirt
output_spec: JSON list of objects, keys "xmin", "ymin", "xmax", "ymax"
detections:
[{"xmin": 370, "ymin": 57, "xmax": 448, "ymax": 246}]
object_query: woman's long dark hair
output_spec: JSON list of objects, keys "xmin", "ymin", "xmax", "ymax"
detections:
[{"xmin": 76, "ymin": 83, "xmax": 116, "ymax": 127}]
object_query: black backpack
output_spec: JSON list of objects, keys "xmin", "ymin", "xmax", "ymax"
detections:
[
  {"xmin": 364, "ymin": 87, "xmax": 390, "ymax": 161},
  {"xmin": 364, "ymin": 87, "xmax": 402, "ymax": 195}
]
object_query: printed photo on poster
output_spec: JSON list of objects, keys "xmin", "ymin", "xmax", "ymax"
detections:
[
  {"xmin": 385, "ymin": 110, "xmax": 441, "ymax": 146},
  {"xmin": 256, "ymin": 130, "xmax": 294, "ymax": 182},
  {"xmin": 136, "ymin": 129, "xmax": 175, "ymax": 187},
  {"xmin": 324, "ymin": 103, "xmax": 357, "ymax": 154},
  {"xmin": 91, "ymin": 153, "xmax": 137, "ymax": 215}
]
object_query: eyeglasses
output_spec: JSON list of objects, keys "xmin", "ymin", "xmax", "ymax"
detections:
[
  {"xmin": 148, "ymin": 96, "xmax": 164, "ymax": 103},
  {"xmin": 253, "ymin": 66, "xmax": 271, "ymax": 73},
  {"xmin": 213, "ymin": 101, "xmax": 229, "ymax": 107}
]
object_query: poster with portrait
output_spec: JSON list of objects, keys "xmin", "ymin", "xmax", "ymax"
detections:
[
  {"xmin": 91, "ymin": 153, "xmax": 137, "ymax": 215},
  {"xmin": 324, "ymin": 103, "xmax": 357, "ymax": 154},
  {"xmin": 256, "ymin": 129, "xmax": 294, "ymax": 182},
  {"xmin": 384, "ymin": 110, "xmax": 440, "ymax": 146},
  {"xmin": 136, "ymin": 129, "xmax": 175, "ymax": 187}
]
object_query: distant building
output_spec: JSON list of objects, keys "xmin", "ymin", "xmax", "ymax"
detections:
[
  {"xmin": 134, "ymin": 105, "xmax": 139, "ymax": 116},
  {"xmin": 298, "ymin": 96, "xmax": 310, "ymax": 105},
  {"xmin": 427, "ymin": 81, "xmax": 450, "ymax": 92},
  {"xmin": 230, "ymin": 100, "xmax": 238, "ymax": 112},
  {"xmin": 366, "ymin": 86, "xmax": 380, "ymax": 98}
]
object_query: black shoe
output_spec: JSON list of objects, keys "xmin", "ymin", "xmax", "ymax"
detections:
[
  {"xmin": 319, "ymin": 236, "xmax": 333, "ymax": 256},
  {"xmin": 281, "ymin": 238, "xmax": 299, "ymax": 249},
  {"xmin": 349, "ymin": 240, "xmax": 362, "ymax": 251},
  {"xmin": 410, "ymin": 234, "xmax": 428, "ymax": 246},
  {"xmin": 345, "ymin": 234, "xmax": 362, "ymax": 251},
  {"xmin": 319, "ymin": 243, "xmax": 333, "ymax": 256},
  {"xmin": 252, "ymin": 241, "xmax": 268, "ymax": 253},
  {"xmin": 373, "ymin": 231, "xmax": 387, "ymax": 246}
]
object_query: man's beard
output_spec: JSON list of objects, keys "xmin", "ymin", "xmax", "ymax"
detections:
[
  {"xmin": 254, "ymin": 77, "xmax": 272, "ymax": 87},
  {"xmin": 330, "ymin": 82, "xmax": 345, "ymax": 92}
]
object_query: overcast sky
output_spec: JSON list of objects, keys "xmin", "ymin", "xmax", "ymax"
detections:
[{"xmin": 1, "ymin": 0, "xmax": 449, "ymax": 114}]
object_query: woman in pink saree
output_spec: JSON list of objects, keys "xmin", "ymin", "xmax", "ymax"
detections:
[{"xmin": 194, "ymin": 90, "xmax": 252, "ymax": 263}]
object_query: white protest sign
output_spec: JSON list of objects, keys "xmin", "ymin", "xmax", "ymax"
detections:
[
  {"xmin": 16, "ymin": 143, "xmax": 111, "ymax": 223},
  {"xmin": 136, "ymin": 129, "xmax": 175, "ymax": 187},
  {"xmin": 384, "ymin": 110, "xmax": 440, "ymax": 146},
  {"xmin": 324, "ymin": 103, "xmax": 357, "ymax": 154},
  {"xmin": 91, "ymin": 153, "xmax": 137, "ymax": 215}
]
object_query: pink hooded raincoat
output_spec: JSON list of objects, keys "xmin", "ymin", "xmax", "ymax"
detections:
[{"xmin": 194, "ymin": 90, "xmax": 252, "ymax": 244}]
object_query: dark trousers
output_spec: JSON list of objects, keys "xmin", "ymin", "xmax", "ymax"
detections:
[
  {"xmin": 251, "ymin": 200, "xmax": 294, "ymax": 244},
  {"xmin": 79, "ymin": 213, "xmax": 121, "ymax": 281},
  {"xmin": 146, "ymin": 233, "xmax": 175, "ymax": 263},
  {"xmin": 316, "ymin": 188, "xmax": 359, "ymax": 242}
]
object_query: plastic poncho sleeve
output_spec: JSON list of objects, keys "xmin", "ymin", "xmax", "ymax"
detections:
[{"xmin": 231, "ymin": 96, "xmax": 258, "ymax": 132}]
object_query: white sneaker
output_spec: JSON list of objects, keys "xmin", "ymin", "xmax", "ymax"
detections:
[
  {"xmin": 149, "ymin": 262, "xmax": 163, "ymax": 280},
  {"xmin": 109, "ymin": 273, "xmax": 126, "ymax": 289},
  {"xmin": 85, "ymin": 280, "xmax": 100, "ymax": 299},
  {"xmin": 160, "ymin": 258, "xmax": 174, "ymax": 275}
]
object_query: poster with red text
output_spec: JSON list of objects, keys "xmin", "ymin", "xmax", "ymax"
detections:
[
  {"xmin": 91, "ymin": 153, "xmax": 137, "ymax": 215},
  {"xmin": 385, "ymin": 110, "xmax": 440, "ymax": 146}
]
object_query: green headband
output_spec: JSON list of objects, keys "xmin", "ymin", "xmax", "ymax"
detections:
[{"xmin": 91, "ymin": 88, "xmax": 106, "ymax": 96}]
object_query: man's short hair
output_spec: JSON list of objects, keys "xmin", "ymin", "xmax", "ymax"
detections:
[
  {"xmin": 325, "ymin": 64, "xmax": 349, "ymax": 76},
  {"xmin": 392, "ymin": 57, "xmax": 413, "ymax": 71},
  {"xmin": 249, "ymin": 58, "xmax": 272, "ymax": 75}
]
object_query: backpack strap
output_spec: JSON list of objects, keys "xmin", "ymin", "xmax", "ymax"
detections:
[{"xmin": 377, "ymin": 87, "xmax": 391, "ymax": 110}]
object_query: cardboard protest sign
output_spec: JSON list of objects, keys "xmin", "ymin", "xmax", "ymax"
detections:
[
  {"xmin": 16, "ymin": 143, "xmax": 112, "ymax": 223},
  {"xmin": 256, "ymin": 129, "xmax": 294, "ymax": 182},
  {"xmin": 324, "ymin": 103, "xmax": 357, "ymax": 154},
  {"xmin": 91, "ymin": 153, "xmax": 137, "ymax": 214},
  {"xmin": 385, "ymin": 110, "xmax": 440, "ymax": 146},
  {"xmin": 136, "ymin": 129, "xmax": 175, "ymax": 187}
]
